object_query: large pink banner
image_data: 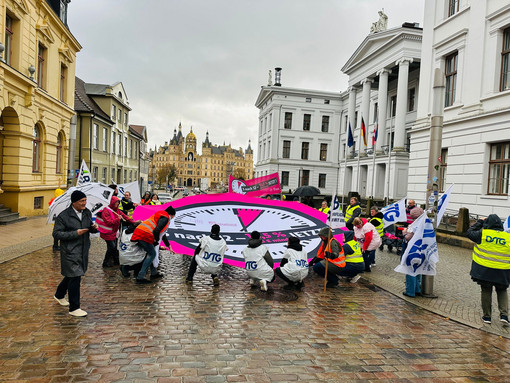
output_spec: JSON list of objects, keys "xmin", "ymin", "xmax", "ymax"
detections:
[
  {"xmin": 133, "ymin": 193, "xmax": 346, "ymax": 268},
  {"xmin": 228, "ymin": 173, "xmax": 281, "ymax": 197}
]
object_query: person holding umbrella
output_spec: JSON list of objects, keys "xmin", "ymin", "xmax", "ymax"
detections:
[{"xmin": 53, "ymin": 190, "xmax": 98, "ymax": 317}]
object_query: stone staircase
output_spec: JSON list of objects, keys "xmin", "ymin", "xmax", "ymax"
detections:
[{"xmin": 0, "ymin": 204, "xmax": 27, "ymax": 225}]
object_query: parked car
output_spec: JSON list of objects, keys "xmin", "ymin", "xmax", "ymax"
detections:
[
  {"xmin": 182, "ymin": 189, "xmax": 190, "ymax": 196},
  {"xmin": 158, "ymin": 193, "xmax": 173, "ymax": 204}
]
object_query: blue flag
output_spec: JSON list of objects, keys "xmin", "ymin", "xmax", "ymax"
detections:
[{"xmin": 347, "ymin": 122, "xmax": 354, "ymax": 148}]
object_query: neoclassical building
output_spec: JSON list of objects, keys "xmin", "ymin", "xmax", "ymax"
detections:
[
  {"xmin": 152, "ymin": 124, "xmax": 253, "ymax": 189},
  {"xmin": 0, "ymin": 0, "xmax": 81, "ymax": 217},
  {"xmin": 339, "ymin": 22, "xmax": 422, "ymax": 200},
  {"xmin": 255, "ymin": 22, "xmax": 422, "ymax": 200},
  {"xmin": 254, "ymin": 83, "xmax": 342, "ymax": 193}
]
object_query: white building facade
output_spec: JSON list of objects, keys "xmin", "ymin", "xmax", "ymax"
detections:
[
  {"xmin": 408, "ymin": 0, "xmax": 510, "ymax": 215},
  {"xmin": 339, "ymin": 23, "xmax": 423, "ymax": 201},
  {"xmin": 254, "ymin": 85, "xmax": 342, "ymax": 194},
  {"xmin": 254, "ymin": 23, "xmax": 423, "ymax": 201}
]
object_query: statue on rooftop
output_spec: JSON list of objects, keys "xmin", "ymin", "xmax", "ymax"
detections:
[{"xmin": 370, "ymin": 10, "xmax": 388, "ymax": 33}]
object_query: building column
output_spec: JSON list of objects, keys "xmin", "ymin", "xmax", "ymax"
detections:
[
  {"xmin": 376, "ymin": 69, "xmax": 390, "ymax": 153},
  {"xmin": 359, "ymin": 78, "xmax": 373, "ymax": 156},
  {"xmin": 394, "ymin": 58, "xmax": 413, "ymax": 152},
  {"xmin": 347, "ymin": 86, "xmax": 357, "ymax": 156}
]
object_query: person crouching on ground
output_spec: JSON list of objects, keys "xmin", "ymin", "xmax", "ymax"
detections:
[
  {"xmin": 186, "ymin": 224, "xmax": 228, "ymax": 286},
  {"xmin": 242, "ymin": 231, "xmax": 275, "ymax": 291},
  {"xmin": 98, "ymin": 196, "xmax": 134, "ymax": 268},
  {"xmin": 130, "ymin": 205, "xmax": 176, "ymax": 284},
  {"xmin": 275, "ymin": 236, "xmax": 308, "ymax": 290},
  {"xmin": 119, "ymin": 223, "xmax": 145, "ymax": 278},
  {"xmin": 353, "ymin": 217, "xmax": 381, "ymax": 272},
  {"xmin": 310, "ymin": 227, "xmax": 364, "ymax": 287},
  {"xmin": 53, "ymin": 190, "xmax": 98, "ymax": 317},
  {"xmin": 467, "ymin": 214, "xmax": 509, "ymax": 325}
]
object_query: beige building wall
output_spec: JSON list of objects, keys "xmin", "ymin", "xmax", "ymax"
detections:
[
  {"xmin": 0, "ymin": 0, "xmax": 81, "ymax": 216},
  {"xmin": 151, "ymin": 126, "xmax": 254, "ymax": 189}
]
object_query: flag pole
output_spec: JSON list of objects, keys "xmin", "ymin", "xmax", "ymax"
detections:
[
  {"xmin": 356, "ymin": 118, "xmax": 362, "ymax": 193},
  {"xmin": 323, "ymin": 225, "xmax": 331, "ymax": 292}
]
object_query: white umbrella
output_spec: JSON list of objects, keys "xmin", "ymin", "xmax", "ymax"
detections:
[{"xmin": 47, "ymin": 183, "xmax": 114, "ymax": 224}]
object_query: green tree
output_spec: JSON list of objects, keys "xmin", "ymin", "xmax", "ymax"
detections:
[{"xmin": 157, "ymin": 164, "xmax": 177, "ymax": 186}]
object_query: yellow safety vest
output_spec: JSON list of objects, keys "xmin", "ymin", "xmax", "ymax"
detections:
[
  {"xmin": 345, "ymin": 204, "xmax": 360, "ymax": 222},
  {"xmin": 344, "ymin": 239, "xmax": 364, "ymax": 263},
  {"xmin": 319, "ymin": 207, "xmax": 330, "ymax": 214},
  {"xmin": 472, "ymin": 229, "xmax": 510, "ymax": 270},
  {"xmin": 371, "ymin": 217, "xmax": 384, "ymax": 237}
]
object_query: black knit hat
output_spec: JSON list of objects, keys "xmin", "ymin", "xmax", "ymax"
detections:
[
  {"xmin": 211, "ymin": 224, "xmax": 220, "ymax": 234},
  {"xmin": 71, "ymin": 190, "xmax": 87, "ymax": 203},
  {"xmin": 165, "ymin": 206, "xmax": 176, "ymax": 216},
  {"xmin": 250, "ymin": 231, "xmax": 261, "ymax": 240},
  {"xmin": 288, "ymin": 236, "xmax": 300, "ymax": 247}
]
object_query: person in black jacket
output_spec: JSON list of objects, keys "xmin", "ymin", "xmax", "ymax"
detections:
[
  {"xmin": 53, "ymin": 190, "xmax": 98, "ymax": 317},
  {"xmin": 467, "ymin": 214, "xmax": 510, "ymax": 325}
]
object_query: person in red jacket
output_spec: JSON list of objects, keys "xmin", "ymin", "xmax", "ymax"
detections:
[
  {"xmin": 131, "ymin": 205, "xmax": 176, "ymax": 283},
  {"xmin": 97, "ymin": 196, "xmax": 133, "ymax": 267}
]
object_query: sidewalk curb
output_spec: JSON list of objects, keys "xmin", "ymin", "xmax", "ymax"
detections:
[{"xmin": 361, "ymin": 277, "xmax": 510, "ymax": 339}]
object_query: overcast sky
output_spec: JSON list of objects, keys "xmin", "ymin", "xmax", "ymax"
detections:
[{"xmin": 68, "ymin": 0, "xmax": 425, "ymax": 159}]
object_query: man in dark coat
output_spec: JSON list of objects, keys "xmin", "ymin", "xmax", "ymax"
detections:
[{"xmin": 53, "ymin": 190, "xmax": 98, "ymax": 317}]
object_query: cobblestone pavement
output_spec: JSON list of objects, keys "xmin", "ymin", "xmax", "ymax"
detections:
[
  {"xmin": 1, "ymin": 240, "xmax": 510, "ymax": 382},
  {"xmin": 364, "ymin": 246, "xmax": 510, "ymax": 339}
]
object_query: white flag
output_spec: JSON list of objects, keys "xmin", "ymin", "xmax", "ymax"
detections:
[
  {"xmin": 327, "ymin": 194, "xmax": 346, "ymax": 229},
  {"xmin": 381, "ymin": 197, "xmax": 407, "ymax": 228},
  {"xmin": 436, "ymin": 184, "xmax": 453, "ymax": 228},
  {"xmin": 394, "ymin": 213, "xmax": 439, "ymax": 277},
  {"xmin": 117, "ymin": 181, "xmax": 142, "ymax": 203},
  {"xmin": 504, "ymin": 216, "xmax": 510, "ymax": 233},
  {"xmin": 76, "ymin": 159, "xmax": 92, "ymax": 186}
]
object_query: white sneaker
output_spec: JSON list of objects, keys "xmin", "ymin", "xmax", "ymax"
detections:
[
  {"xmin": 53, "ymin": 296, "xmax": 69, "ymax": 306},
  {"xmin": 69, "ymin": 309, "xmax": 87, "ymax": 317},
  {"xmin": 350, "ymin": 275, "xmax": 361, "ymax": 283},
  {"xmin": 249, "ymin": 279, "xmax": 256, "ymax": 286},
  {"xmin": 260, "ymin": 279, "xmax": 268, "ymax": 291}
]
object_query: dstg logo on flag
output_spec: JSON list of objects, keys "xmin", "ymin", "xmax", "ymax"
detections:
[{"xmin": 381, "ymin": 197, "xmax": 407, "ymax": 228}]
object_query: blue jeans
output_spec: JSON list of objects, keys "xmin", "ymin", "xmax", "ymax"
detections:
[
  {"xmin": 137, "ymin": 241, "xmax": 157, "ymax": 280},
  {"xmin": 405, "ymin": 274, "xmax": 422, "ymax": 296}
]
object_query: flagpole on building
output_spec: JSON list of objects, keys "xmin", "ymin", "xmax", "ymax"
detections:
[{"xmin": 356, "ymin": 117, "xmax": 362, "ymax": 193}]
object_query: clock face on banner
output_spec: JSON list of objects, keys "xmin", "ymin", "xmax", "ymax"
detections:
[{"xmin": 133, "ymin": 194, "xmax": 344, "ymax": 268}]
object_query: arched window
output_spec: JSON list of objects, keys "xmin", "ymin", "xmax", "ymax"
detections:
[
  {"xmin": 33, "ymin": 126, "xmax": 41, "ymax": 172},
  {"xmin": 56, "ymin": 132, "xmax": 63, "ymax": 174}
]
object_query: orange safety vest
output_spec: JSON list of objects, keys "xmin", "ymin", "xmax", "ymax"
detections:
[
  {"xmin": 317, "ymin": 237, "xmax": 346, "ymax": 268},
  {"xmin": 131, "ymin": 210, "xmax": 170, "ymax": 243}
]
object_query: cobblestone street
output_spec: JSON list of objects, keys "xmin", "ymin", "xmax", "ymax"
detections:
[{"xmin": 1, "ymin": 239, "xmax": 510, "ymax": 382}]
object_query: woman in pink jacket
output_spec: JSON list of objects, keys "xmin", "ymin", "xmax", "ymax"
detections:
[
  {"xmin": 353, "ymin": 217, "xmax": 382, "ymax": 272},
  {"xmin": 97, "ymin": 196, "xmax": 133, "ymax": 267}
]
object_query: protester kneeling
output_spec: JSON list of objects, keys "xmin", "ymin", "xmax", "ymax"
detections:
[
  {"xmin": 186, "ymin": 224, "xmax": 228, "ymax": 286},
  {"xmin": 275, "ymin": 236, "xmax": 308, "ymax": 290},
  {"xmin": 119, "ymin": 224, "xmax": 145, "ymax": 277},
  {"xmin": 242, "ymin": 231, "xmax": 275, "ymax": 291},
  {"xmin": 310, "ymin": 228, "xmax": 364, "ymax": 287}
]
